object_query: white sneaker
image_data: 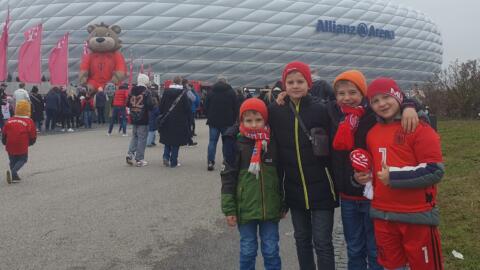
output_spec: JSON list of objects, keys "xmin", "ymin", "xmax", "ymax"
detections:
[
  {"xmin": 67, "ymin": 128, "xmax": 74, "ymax": 132},
  {"xmin": 122, "ymin": 134, "xmax": 128, "ymax": 137},
  {"xmin": 136, "ymin": 160, "xmax": 148, "ymax": 167},
  {"xmin": 60, "ymin": 129, "xmax": 66, "ymax": 132},
  {"xmin": 107, "ymin": 132, "xmax": 111, "ymax": 136}
]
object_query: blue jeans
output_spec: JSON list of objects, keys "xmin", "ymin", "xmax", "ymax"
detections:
[
  {"xmin": 9, "ymin": 154, "xmax": 28, "ymax": 177},
  {"xmin": 128, "ymin": 125, "xmax": 148, "ymax": 161},
  {"xmin": 163, "ymin": 145, "xmax": 180, "ymax": 167},
  {"xmin": 35, "ymin": 120, "xmax": 42, "ymax": 131},
  {"xmin": 96, "ymin": 106, "xmax": 106, "ymax": 123},
  {"xmin": 290, "ymin": 208, "xmax": 335, "ymax": 270},
  {"xmin": 83, "ymin": 110, "xmax": 93, "ymax": 128},
  {"xmin": 341, "ymin": 198, "xmax": 382, "ymax": 270},
  {"xmin": 108, "ymin": 106, "xmax": 127, "ymax": 134},
  {"xmin": 237, "ymin": 220, "xmax": 281, "ymax": 270},
  {"xmin": 207, "ymin": 126, "xmax": 228, "ymax": 162},
  {"xmin": 146, "ymin": 131, "xmax": 156, "ymax": 146}
]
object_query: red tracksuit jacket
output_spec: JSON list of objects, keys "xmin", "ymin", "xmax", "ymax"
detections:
[{"xmin": 2, "ymin": 116, "xmax": 37, "ymax": 155}]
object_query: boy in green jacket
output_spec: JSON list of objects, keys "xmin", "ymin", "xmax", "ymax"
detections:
[{"xmin": 221, "ymin": 98, "xmax": 284, "ymax": 270}]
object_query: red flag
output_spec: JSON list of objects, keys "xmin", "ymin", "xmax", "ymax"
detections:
[
  {"xmin": 128, "ymin": 53, "xmax": 134, "ymax": 88},
  {"xmin": 18, "ymin": 24, "xmax": 42, "ymax": 83},
  {"xmin": 48, "ymin": 33, "xmax": 69, "ymax": 86},
  {"xmin": 0, "ymin": 8, "xmax": 11, "ymax": 81}
]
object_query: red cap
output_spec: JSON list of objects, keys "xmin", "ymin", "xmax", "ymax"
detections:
[
  {"xmin": 239, "ymin": 98, "xmax": 268, "ymax": 122},
  {"xmin": 282, "ymin": 61, "xmax": 313, "ymax": 90},
  {"xmin": 367, "ymin": 77, "xmax": 404, "ymax": 104}
]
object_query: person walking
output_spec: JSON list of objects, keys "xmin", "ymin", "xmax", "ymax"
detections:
[
  {"xmin": 126, "ymin": 74, "xmax": 153, "ymax": 167},
  {"xmin": 185, "ymin": 80, "xmax": 199, "ymax": 146},
  {"xmin": 30, "ymin": 86, "xmax": 44, "ymax": 132},
  {"xmin": 95, "ymin": 89, "xmax": 108, "ymax": 124},
  {"xmin": 108, "ymin": 83, "xmax": 129, "ymax": 136},
  {"xmin": 158, "ymin": 76, "xmax": 191, "ymax": 168},
  {"xmin": 205, "ymin": 76, "xmax": 237, "ymax": 171},
  {"xmin": 44, "ymin": 87, "xmax": 61, "ymax": 132}
]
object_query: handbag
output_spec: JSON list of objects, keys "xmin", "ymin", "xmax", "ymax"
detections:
[
  {"xmin": 289, "ymin": 101, "xmax": 330, "ymax": 157},
  {"xmin": 156, "ymin": 90, "xmax": 186, "ymax": 129}
]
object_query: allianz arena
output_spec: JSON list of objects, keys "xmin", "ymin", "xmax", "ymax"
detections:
[{"xmin": 0, "ymin": 0, "xmax": 443, "ymax": 88}]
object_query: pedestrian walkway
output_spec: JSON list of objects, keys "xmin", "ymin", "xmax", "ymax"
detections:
[{"xmin": 0, "ymin": 119, "xmax": 347, "ymax": 269}]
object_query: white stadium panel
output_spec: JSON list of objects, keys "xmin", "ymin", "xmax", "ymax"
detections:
[{"xmin": 0, "ymin": 0, "xmax": 442, "ymax": 88}]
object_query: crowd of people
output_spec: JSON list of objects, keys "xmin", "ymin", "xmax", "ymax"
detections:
[{"xmin": 0, "ymin": 60, "xmax": 445, "ymax": 270}]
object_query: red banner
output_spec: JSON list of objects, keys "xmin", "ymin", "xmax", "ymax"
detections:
[
  {"xmin": 128, "ymin": 53, "xmax": 134, "ymax": 89},
  {"xmin": 0, "ymin": 8, "xmax": 10, "ymax": 81},
  {"xmin": 18, "ymin": 24, "xmax": 42, "ymax": 83},
  {"xmin": 48, "ymin": 33, "xmax": 69, "ymax": 86}
]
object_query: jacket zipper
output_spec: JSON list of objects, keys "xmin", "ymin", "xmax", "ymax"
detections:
[
  {"xmin": 294, "ymin": 101, "xmax": 310, "ymax": 209},
  {"xmin": 260, "ymin": 163, "xmax": 266, "ymax": 220},
  {"xmin": 324, "ymin": 167, "xmax": 337, "ymax": 201}
]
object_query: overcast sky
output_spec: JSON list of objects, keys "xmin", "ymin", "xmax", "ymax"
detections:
[{"xmin": 394, "ymin": 0, "xmax": 477, "ymax": 66}]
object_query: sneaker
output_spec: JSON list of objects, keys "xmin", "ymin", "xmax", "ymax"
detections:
[
  {"xmin": 122, "ymin": 134, "xmax": 128, "ymax": 137},
  {"xmin": 107, "ymin": 132, "xmax": 111, "ymax": 136},
  {"xmin": 11, "ymin": 174, "xmax": 21, "ymax": 183},
  {"xmin": 60, "ymin": 128, "xmax": 66, "ymax": 132},
  {"xmin": 192, "ymin": 133, "xmax": 197, "ymax": 137},
  {"xmin": 171, "ymin": 163, "xmax": 181, "ymax": 168},
  {"xmin": 67, "ymin": 128, "xmax": 74, "ymax": 132},
  {"xmin": 187, "ymin": 142, "xmax": 198, "ymax": 147},
  {"xmin": 207, "ymin": 161, "xmax": 215, "ymax": 171},
  {"xmin": 136, "ymin": 160, "xmax": 148, "ymax": 167},
  {"xmin": 163, "ymin": 159, "xmax": 170, "ymax": 167},
  {"xmin": 6, "ymin": 170, "xmax": 11, "ymax": 184},
  {"xmin": 126, "ymin": 154, "xmax": 135, "ymax": 165}
]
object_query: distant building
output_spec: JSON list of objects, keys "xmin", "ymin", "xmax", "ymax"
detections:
[{"xmin": 0, "ymin": 0, "xmax": 442, "ymax": 88}]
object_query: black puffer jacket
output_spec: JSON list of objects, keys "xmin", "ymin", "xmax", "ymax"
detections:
[
  {"xmin": 269, "ymin": 95, "xmax": 338, "ymax": 210},
  {"xmin": 205, "ymin": 82, "xmax": 237, "ymax": 128}
]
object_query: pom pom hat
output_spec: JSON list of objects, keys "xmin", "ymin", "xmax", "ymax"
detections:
[
  {"xmin": 282, "ymin": 61, "xmax": 313, "ymax": 90},
  {"xmin": 15, "ymin": 100, "xmax": 31, "ymax": 117},
  {"xmin": 239, "ymin": 98, "xmax": 268, "ymax": 122},
  {"xmin": 137, "ymin": 73, "xmax": 150, "ymax": 87},
  {"xmin": 367, "ymin": 77, "xmax": 404, "ymax": 105},
  {"xmin": 333, "ymin": 70, "xmax": 368, "ymax": 96}
]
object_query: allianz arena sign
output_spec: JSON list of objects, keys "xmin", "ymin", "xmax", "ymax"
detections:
[{"xmin": 316, "ymin": 20, "xmax": 395, "ymax": 40}]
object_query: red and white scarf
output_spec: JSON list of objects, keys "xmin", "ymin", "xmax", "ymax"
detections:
[
  {"xmin": 333, "ymin": 105, "xmax": 365, "ymax": 151},
  {"xmin": 239, "ymin": 125, "xmax": 271, "ymax": 178}
]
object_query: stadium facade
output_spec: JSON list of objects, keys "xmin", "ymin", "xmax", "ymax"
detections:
[{"xmin": 0, "ymin": 0, "xmax": 443, "ymax": 88}]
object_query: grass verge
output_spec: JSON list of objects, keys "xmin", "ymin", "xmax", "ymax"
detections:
[{"xmin": 437, "ymin": 120, "xmax": 480, "ymax": 269}]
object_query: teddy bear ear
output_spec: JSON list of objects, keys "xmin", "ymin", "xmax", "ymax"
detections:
[
  {"xmin": 87, "ymin": 25, "xmax": 96, "ymax": 34},
  {"xmin": 110, "ymin": 25, "xmax": 122, "ymax": 34}
]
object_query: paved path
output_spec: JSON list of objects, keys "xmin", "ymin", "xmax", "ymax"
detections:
[{"xmin": 0, "ymin": 120, "xmax": 346, "ymax": 270}]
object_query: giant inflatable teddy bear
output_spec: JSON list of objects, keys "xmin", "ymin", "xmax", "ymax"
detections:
[{"xmin": 79, "ymin": 22, "xmax": 126, "ymax": 95}]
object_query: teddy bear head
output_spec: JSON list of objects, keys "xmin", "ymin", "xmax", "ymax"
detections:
[{"xmin": 86, "ymin": 22, "xmax": 122, "ymax": 53}]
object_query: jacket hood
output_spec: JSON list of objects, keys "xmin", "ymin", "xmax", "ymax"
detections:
[{"xmin": 131, "ymin": 85, "xmax": 146, "ymax": 95}]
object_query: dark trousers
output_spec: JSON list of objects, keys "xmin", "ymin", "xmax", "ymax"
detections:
[
  {"xmin": 61, "ymin": 114, "xmax": 73, "ymax": 129},
  {"xmin": 9, "ymin": 154, "xmax": 28, "ymax": 177},
  {"xmin": 290, "ymin": 207, "xmax": 335, "ymax": 270},
  {"xmin": 45, "ymin": 109, "xmax": 57, "ymax": 131},
  {"xmin": 96, "ymin": 106, "xmax": 105, "ymax": 124}
]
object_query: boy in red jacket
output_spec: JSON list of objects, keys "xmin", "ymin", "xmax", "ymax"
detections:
[
  {"xmin": 2, "ymin": 100, "xmax": 37, "ymax": 184},
  {"xmin": 355, "ymin": 77, "xmax": 444, "ymax": 270}
]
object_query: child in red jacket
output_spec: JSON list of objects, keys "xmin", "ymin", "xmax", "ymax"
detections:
[
  {"xmin": 2, "ymin": 100, "xmax": 37, "ymax": 184},
  {"xmin": 355, "ymin": 77, "xmax": 444, "ymax": 270}
]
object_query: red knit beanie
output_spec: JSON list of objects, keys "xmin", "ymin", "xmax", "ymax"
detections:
[
  {"xmin": 239, "ymin": 98, "xmax": 268, "ymax": 122},
  {"xmin": 367, "ymin": 77, "xmax": 404, "ymax": 105},
  {"xmin": 282, "ymin": 61, "xmax": 313, "ymax": 90}
]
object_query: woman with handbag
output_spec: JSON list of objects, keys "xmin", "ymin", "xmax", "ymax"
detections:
[
  {"xmin": 268, "ymin": 61, "xmax": 338, "ymax": 270},
  {"xmin": 158, "ymin": 76, "xmax": 191, "ymax": 168}
]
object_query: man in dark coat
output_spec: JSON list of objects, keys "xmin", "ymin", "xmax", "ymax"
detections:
[
  {"xmin": 95, "ymin": 90, "xmax": 108, "ymax": 124},
  {"xmin": 205, "ymin": 76, "xmax": 237, "ymax": 171},
  {"xmin": 29, "ymin": 86, "xmax": 44, "ymax": 131},
  {"xmin": 158, "ymin": 77, "xmax": 191, "ymax": 168},
  {"xmin": 44, "ymin": 87, "xmax": 61, "ymax": 132}
]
